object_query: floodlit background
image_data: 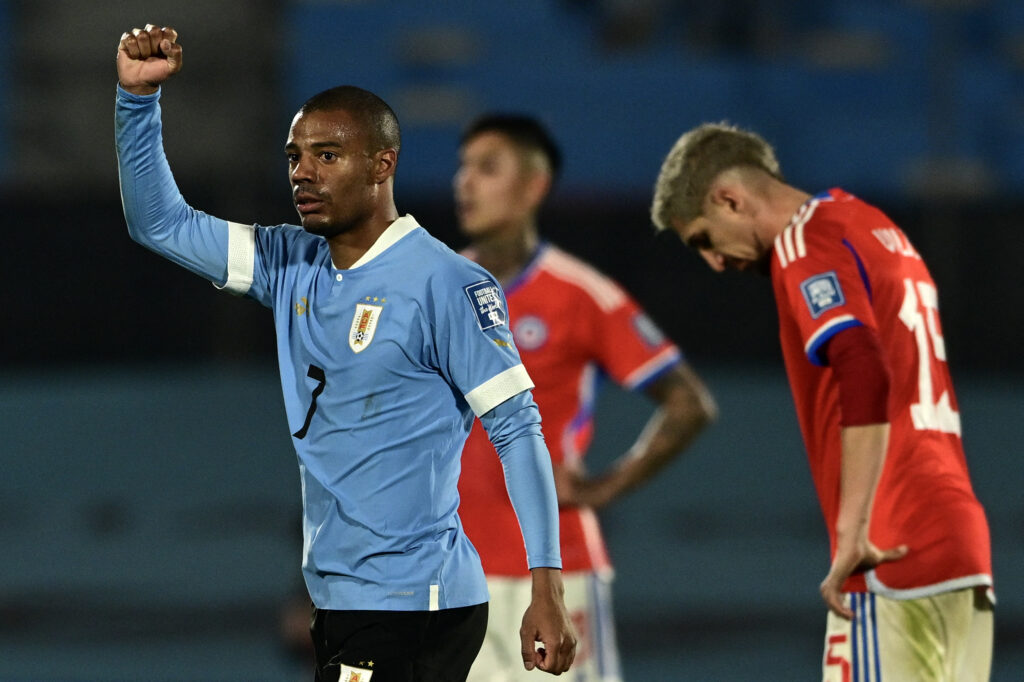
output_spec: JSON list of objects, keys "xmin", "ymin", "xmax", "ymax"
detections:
[{"xmin": 1, "ymin": 1, "xmax": 1022, "ymax": 679}]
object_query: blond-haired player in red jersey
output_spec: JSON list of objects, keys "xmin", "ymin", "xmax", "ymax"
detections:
[
  {"xmin": 455, "ymin": 114, "xmax": 717, "ymax": 681},
  {"xmin": 652, "ymin": 122, "xmax": 994, "ymax": 682}
]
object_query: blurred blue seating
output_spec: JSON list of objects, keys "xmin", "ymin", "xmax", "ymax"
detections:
[{"xmin": 282, "ymin": 0, "xmax": 1024, "ymax": 199}]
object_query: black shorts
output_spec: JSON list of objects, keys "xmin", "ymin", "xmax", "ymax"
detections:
[{"xmin": 311, "ymin": 603, "xmax": 488, "ymax": 682}]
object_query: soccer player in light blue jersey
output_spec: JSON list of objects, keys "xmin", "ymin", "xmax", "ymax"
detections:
[{"xmin": 116, "ymin": 24, "xmax": 576, "ymax": 681}]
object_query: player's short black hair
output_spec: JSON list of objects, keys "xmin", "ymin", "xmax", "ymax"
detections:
[
  {"xmin": 299, "ymin": 85, "xmax": 401, "ymax": 154},
  {"xmin": 461, "ymin": 113, "xmax": 562, "ymax": 179}
]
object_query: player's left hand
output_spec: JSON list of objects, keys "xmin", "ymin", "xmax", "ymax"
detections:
[
  {"xmin": 520, "ymin": 568, "xmax": 577, "ymax": 675},
  {"xmin": 552, "ymin": 464, "xmax": 615, "ymax": 509},
  {"xmin": 820, "ymin": 538, "xmax": 909, "ymax": 619}
]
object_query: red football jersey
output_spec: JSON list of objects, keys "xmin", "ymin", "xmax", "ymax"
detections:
[
  {"xmin": 458, "ymin": 244, "xmax": 681, "ymax": 575},
  {"xmin": 771, "ymin": 188, "xmax": 992, "ymax": 596}
]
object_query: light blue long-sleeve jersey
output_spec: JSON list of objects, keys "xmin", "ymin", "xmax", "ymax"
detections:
[{"xmin": 115, "ymin": 86, "xmax": 561, "ymax": 611}]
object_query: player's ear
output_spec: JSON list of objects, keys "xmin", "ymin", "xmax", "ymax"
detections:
[
  {"xmin": 371, "ymin": 148, "xmax": 398, "ymax": 184},
  {"xmin": 708, "ymin": 181, "xmax": 742, "ymax": 214},
  {"xmin": 524, "ymin": 170, "xmax": 551, "ymax": 210}
]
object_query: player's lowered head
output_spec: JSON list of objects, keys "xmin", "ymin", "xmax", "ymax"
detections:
[{"xmin": 651, "ymin": 122, "xmax": 811, "ymax": 276}]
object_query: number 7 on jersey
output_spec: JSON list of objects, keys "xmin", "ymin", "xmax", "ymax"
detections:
[{"xmin": 293, "ymin": 364, "xmax": 326, "ymax": 439}]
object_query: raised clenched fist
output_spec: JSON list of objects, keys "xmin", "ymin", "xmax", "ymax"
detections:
[{"xmin": 117, "ymin": 24, "xmax": 182, "ymax": 95}]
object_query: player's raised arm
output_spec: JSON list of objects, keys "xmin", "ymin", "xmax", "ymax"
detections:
[
  {"xmin": 115, "ymin": 25, "xmax": 256, "ymax": 297},
  {"xmin": 117, "ymin": 24, "xmax": 182, "ymax": 95}
]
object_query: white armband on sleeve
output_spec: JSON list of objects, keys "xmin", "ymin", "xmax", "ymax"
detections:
[
  {"xmin": 464, "ymin": 364, "xmax": 534, "ymax": 417},
  {"xmin": 214, "ymin": 221, "xmax": 255, "ymax": 296}
]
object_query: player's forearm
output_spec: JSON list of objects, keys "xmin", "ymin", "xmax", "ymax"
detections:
[
  {"xmin": 604, "ymin": 364, "xmax": 717, "ymax": 501},
  {"xmin": 835, "ymin": 423, "xmax": 890, "ymax": 541},
  {"xmin": 480, "ymin": 394, "xmax": 562, "ymax": 569},
  {"xmin": 116, "ymin": 87, "xmax": 190, "ymax": 246},
  {"xmin": 116, "ymin": 86, "xmax": 235, "ymax": 283},
  {"xmin": 501, "ymin": 433, "xmax": 562, "ymax": 569}
]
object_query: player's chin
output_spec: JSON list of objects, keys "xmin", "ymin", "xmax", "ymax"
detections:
[
  {"xmin": 298, "ymin": 215, "xmax": 332, "ymax": 236},
  {"xmin": 458, "ymin": 217, "xmax": 491, "ymax": 238}
]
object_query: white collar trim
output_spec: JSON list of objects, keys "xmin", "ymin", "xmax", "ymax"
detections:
[{"xmin": 339, "ymin": 214, "xmax": 421, "ymax": 270}]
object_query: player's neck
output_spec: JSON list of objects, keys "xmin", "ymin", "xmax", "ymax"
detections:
[
  {"xmin": 327, "ymin": 204, "xmax": 401, "ymax": 270},
  {"xmin": 470, "ymin": 222, "xmax": 539, "ymax": 287},
  {"xmin": 765, "ymin": 184, "xmax": 814, "ymax": 240}
]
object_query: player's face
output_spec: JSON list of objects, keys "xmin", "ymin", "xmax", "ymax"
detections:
[
  {"xmin": 454, "ymin": 132, "xmax": 538, "ymax": 238},
  {"xmin": 672, "ymin": 208, "xmax": 771, "ymax": 274},
  {"xmin": 286, "ymin": 108, "xmax": 377, "ymax": 237}
]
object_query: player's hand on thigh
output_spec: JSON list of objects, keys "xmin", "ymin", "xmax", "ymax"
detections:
[
  {"xmin": 820, "ymin": 539, "xmax": 908, "ymax": 619},
  {"xmin": 117, "ymin": 24, "xmax": 182, "ymax": 95}
]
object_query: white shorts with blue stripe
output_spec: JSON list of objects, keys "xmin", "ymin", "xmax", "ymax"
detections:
[{"xmin": 822, "ymin": 588, "xmax": 993, "ymax": 682}]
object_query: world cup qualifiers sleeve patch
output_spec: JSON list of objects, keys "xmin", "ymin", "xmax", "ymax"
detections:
[
  {"xmin": 800, "ymin": 271, "xmax": 845, "ymax": 319},
  {"xmin": 464, "ymin": 280, "xmax": 507, "ymax": 330}
]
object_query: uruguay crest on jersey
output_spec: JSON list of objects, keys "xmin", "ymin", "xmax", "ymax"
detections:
[
  {"xmin": 349, "ymin": 302, "xmax": 382, "ymax": 353},
  {"xmin": 338, "ymin": 664, "xmax": 372, "ymax": 681}
]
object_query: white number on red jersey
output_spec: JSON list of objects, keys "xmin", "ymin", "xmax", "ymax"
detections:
[{"xmin": 897, "ymin": 279, "xmax": 961, "ymax": 435}]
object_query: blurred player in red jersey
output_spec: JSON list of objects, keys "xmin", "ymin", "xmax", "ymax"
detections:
[
  {"xmin": 652, "ymin": 122, "xmax": 994, "ymax": 681},
  {"xmin": 455, "ymin": 114, "xmax": 717, "ymax": 680}
]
